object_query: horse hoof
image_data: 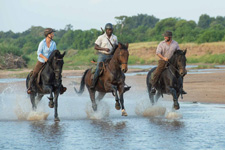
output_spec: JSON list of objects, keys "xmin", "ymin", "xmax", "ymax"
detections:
[
  {"xmin": 54, "ymin": 117, "xmax": 60, "ymax": 122},
  {"xmin": 122, "ymin": 109, "xmax": 128, "ymax": 116},
  {"xmin": 115, "ymin": 102, "xmax": 121, "ymax": 110},
  {"xmin": 92, "ymin": 105, "xmax": 97, "ymax": 111},
  {"xmin": 48, "ymin": 101, "xmax": 54, "ymax": 108},
  {"xmin": 174, "ymin": 103, "xmax": 180, "ymax": 110}
]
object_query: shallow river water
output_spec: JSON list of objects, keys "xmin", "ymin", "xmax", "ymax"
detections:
[{"xmin": 0, "ymin": 83, "xmax": 225, "ymax": 150}]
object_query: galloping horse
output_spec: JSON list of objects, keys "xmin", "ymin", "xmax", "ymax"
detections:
[
  {"xmin": 26, "ymin": 50, "xmax": 65, "ymax": 121},
  {"xmin": 146, "ymin": 49, "xmax": 187, "ymax": 110},
  {"xmin": 74, "ymin": 43, "xmax": 129, "ymax": 116}
]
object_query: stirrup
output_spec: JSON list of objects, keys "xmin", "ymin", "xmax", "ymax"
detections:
[
  {"xmin": 150, "ymin": 87, "xmax": 156, "ymax": 94},
  {"xmin": 27, "ymin": 88, "xmax": 32, "ymax": 94}
]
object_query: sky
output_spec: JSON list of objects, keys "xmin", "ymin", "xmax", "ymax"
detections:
[{"xmin": 0, "ymin": 0, "xmax": 224, "ymax": 33}]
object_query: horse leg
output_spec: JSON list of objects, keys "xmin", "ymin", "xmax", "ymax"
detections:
[
  {"xmin": 96, "ymin": 92, "xmax": 106, "ymax": 101},
  {"xmin": 166, "ymin": 86, "xmax": 179, "ymax": 110},
  {"xmin": 36, "ymin": 94, "xmax": 44, "ymax": 102},
  {"xmin": 30, "ymin": 93, "xmax": 36, "ymax": 111},
  {"xmin": 88, "ymin": 88, "xmax": 97, "ymax": 111},
  {"xmin": 118, "ymin": 85, "xmax": 127, "ymax": 116},
  {"xmin": 42, "ymin": 86, "xmax": 54, "ymax": 108},
  {"xmin": 155, "ymin": 91, "xmax": 161, "ymax": 103},
  {"xmin": 112, "ymin": 85, "xmax": 121, "ymax": 110},
  {"xmin": 147, "ymin": 79, "xmax": 155, "ymax": 105},
  {"xmin": 48, "ymin": 91, "xmax": 54, "ymax": 108},
  {"xmin": 54, "ymin": 89, "xmax": 60, "ymax": 122}
]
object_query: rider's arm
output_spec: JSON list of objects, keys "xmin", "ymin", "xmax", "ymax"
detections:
[
  {"xmin": 95, "ymin": 44, "xmax": 110, "ymax": 52},
  {"xmin": 156, "ymin": 42, "xmax": 168, "ymax": 61},
  {"xmin": 157, "ymin": 53, "xmax": 168, "ymax": 61},
  {"xmin": 39, "ymin": 54, "xmax": 48, "ymax": 62},
  {"xmin": 37, "ymin": 41, "xmax": 48, "ymax": 62}
]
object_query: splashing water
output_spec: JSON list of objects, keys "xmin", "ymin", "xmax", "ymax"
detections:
[
  {"xmin": 135, "ymin": 97, "xmax": 183, "ymax": 119},
  {"xmin": 85, "ymin": 101, "xmax": 110, "ymax": 119},
  {"xmin": 0, "ymin": 85, "xmax": 49, "ymax": 121},
  {"xmin": 135, "ymin": 97, "xmax": 166, "ymax": 117},
  {"xmin": 165, "ymin": 108, "xmax": 183, "ymax": 120}
]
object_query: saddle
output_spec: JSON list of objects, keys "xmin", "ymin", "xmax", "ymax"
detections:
[
  {"xmin": 28, "ymin": 63, "xmax": 46, "ymax": 85},
  {"xmin": 91, "ymin": 59, "xmax": 110, "ymax": 79}
]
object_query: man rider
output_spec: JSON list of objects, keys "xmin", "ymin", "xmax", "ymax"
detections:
[
  {"xmin": 151, "ymin": 30, "xmax": 187, "ymax": 94},
  {"xmin": 27, "ymin": 28, "xmax": 67, "ymax": 94},
  {"xmin": 90, "ymin": 23, "xmax": 118, "ymax": 89}
]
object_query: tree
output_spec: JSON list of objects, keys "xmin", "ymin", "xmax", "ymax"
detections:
[{"xmin": 198, "ymin": 14, "xmax": 214, "ymax": 29}]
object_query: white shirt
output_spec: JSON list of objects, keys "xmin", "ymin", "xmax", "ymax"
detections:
[{"xmin": 95, "ymin": 33, "xmax": 118, "ymax": 55}]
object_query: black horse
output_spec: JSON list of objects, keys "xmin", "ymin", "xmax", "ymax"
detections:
[
  {"xmin": 146, "ymin": 50, "xmax": 187, "ymax": 110},
  {"xmin": 26, "ymin": 50, "xmax": 65, "ymax": 121}
]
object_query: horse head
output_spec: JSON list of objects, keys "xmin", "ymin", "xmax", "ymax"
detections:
[
  {"xmin": 171, "ymin": 49, "xmax": 187, "ymax": 76},
  {"xmin": 116, "ymin": 43, "xmax": 129, "ymax": 73},
  {"xmin": 48, "ymin": 50, "xmax": 66, "ymax": 84}
]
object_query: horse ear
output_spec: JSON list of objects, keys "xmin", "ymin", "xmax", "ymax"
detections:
[
  {"xmin": 118, "ymin": 43, "xmax": 122, "ymax": 48},
  {"xmin": 126, "ymin": 43, "xmax": 129, "ymax": 49},
  {"xmin": 62, "ymin": 51, "xmax": 66, "ymax": 57},
  {"xmin": 184, "ymin": 48, "xmax": 187, "ymax": 55}
]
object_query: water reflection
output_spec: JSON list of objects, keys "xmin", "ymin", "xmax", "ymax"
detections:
[
  {"xmin": 91, "ymin": 119, "xmax": 127, "ymax": 131},
  {"xmin": 149, "ymin": 117, "xmax": 185, "ymax": 129},
  {"xmin": 29, "ymin": 121, "xmax": 65, "ymax": 149}
]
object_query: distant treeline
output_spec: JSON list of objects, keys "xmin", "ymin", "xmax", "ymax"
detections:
[{"xmin": 1, "ymin": 14, "xmax": 225, "ymax": 59}]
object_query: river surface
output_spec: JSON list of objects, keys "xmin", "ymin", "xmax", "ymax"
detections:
[{"xmin": 0, "ymin": 66, "xmax": 225, "ymax": 150}]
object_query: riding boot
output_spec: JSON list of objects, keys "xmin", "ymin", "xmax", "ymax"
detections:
[
  {"xmin": 182, "ymin": 89, "xmax": 187, "ymax": 94},
  {"xmin": 60, "ymin": 85, "xmax": 67, "ymax": 95},
  {"xmin": 150, "ymin": 86, "xmax": 156, "ymax": 94},
  {"xmin": 90, "ymin": 69, "xmax": 100, "ymax": 89}
]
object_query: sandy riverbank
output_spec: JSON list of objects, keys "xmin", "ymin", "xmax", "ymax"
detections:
[{"xmin": 0, "ymin": 68, "xmax": 225, "ymax": 104}]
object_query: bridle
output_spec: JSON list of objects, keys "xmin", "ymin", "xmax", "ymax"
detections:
[
  {"xmin": 117, "ymin": 48, "xmax": 128, "ymax": 65},
  {"xmin": 167, "ymin": 56, "xmax": 185, "ymax": 77}
]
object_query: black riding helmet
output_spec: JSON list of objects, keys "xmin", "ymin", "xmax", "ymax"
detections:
[
  {"xmin": 44, "ymin": 28, "xmax": 56, "ymax": 37},
  {"xmin": 105, "ymin": 23, "xmax": 113, "ymax": 30}
]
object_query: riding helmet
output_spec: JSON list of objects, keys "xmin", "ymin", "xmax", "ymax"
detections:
[{"xmin": 44, "ymin": 28, "xmax": 56, "ymax": 37}]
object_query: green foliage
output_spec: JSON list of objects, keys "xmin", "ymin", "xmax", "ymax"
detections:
[{"xmin": 1, "ymin": 14, "xmax": 225, "ymax": 67}]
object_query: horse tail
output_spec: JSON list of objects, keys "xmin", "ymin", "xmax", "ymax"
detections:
[
  {"xmin": 146, "ymin": 67, "xmax": 157, "ymax": 97},
  {"xmin": 74, "ymin": 69, "xmax": 89, "ymax": 95}
]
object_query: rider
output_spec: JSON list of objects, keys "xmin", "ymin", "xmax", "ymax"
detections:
[
  {"xmin": 90, "ymin": 23, "xmax": 118, "ymax": 89},
  {"xmin": 27, "ymin": 28, "xmax": 67, "ymax": 94},
  {"xmin": 151, "ymin": 30, "xmax": 187, "ymax": 94}
]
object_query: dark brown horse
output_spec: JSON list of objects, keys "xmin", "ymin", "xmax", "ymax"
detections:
[
  {"xmin": 146, "ymin": 50, "xmax": 187, "ymax": 110},
  {"xmin": 74, "ymin": 43, "xmax": 129, "ymax": 116}
]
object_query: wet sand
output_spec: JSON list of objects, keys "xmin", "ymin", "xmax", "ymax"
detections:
[{"xmin": 0, "ymin": 69, "xmax": 225, "ymax": 104}]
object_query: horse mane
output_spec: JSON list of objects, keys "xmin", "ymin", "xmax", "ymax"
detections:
[
  {"xmin": 48, "ymin": 50, "xmax": 60, "ymax": 62},
  {"xmin": 169, "ymin": 50, "xmax": 186, "ymax": 64},
  {"xmin": 114, "ymin": 42, "xmax": 128, "ymax": 55}
]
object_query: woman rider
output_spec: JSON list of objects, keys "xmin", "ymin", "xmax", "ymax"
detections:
[{"xmin": 27, "ymin": 28, "xmax": 66, "ymax": 94}]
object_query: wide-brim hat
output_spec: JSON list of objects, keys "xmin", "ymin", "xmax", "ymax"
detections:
[{"xmin": 162, "ymin": 30, "xmax": 172, "ymax": 37}]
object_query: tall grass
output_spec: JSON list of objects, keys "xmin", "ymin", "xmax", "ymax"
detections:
[{"xmin": 187, "ymin": 53, "xmax": 225, "ymax": 64}]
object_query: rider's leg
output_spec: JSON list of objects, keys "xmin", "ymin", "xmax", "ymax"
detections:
[
  {"xmin": 151, "ymin": 60, "xmax": 166, "ymax": 93},
  {"xmin": 90, "ymin": 54, "xmax": 111, "ymax": 89},
  {"xmin": 27, "ymin": 61, "xmax": 44, "ymax": 94}
]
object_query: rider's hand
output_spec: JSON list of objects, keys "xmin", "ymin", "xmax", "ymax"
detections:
[
  {"xmin": 163, "ymin": 57, "xmax": 169, "ymax": 61},
  {"xmin": 105, "ymin": 48, "xmax": 110, "ymax": 52},
  {"xmin": 44, "ymin": 58, "xmax": 48, "ymax": 62}
]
